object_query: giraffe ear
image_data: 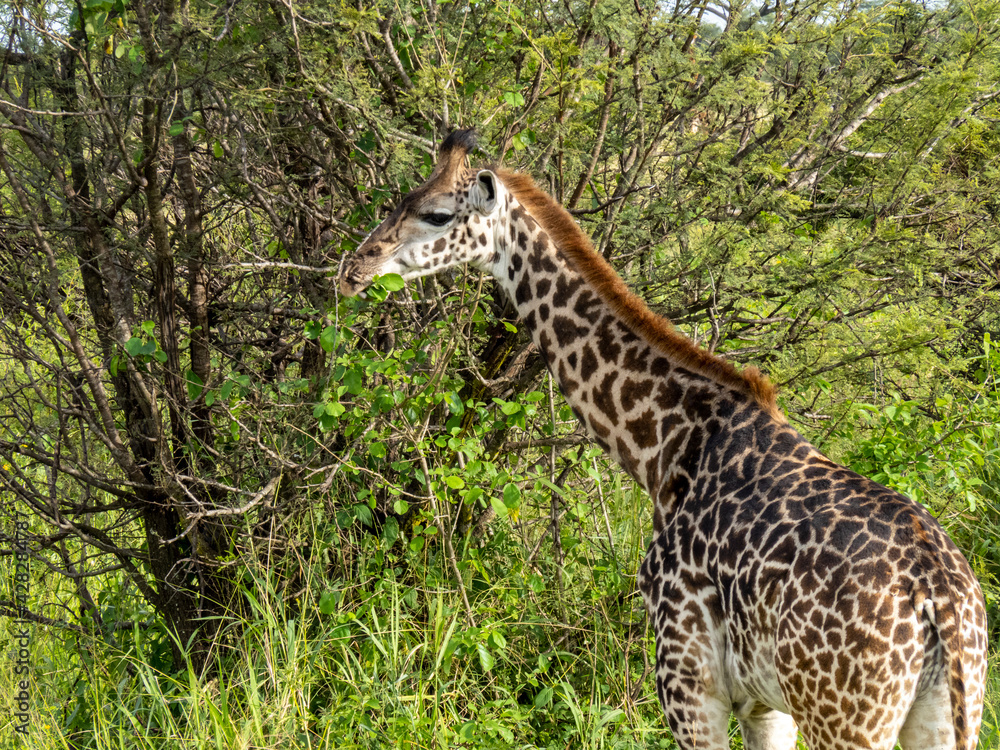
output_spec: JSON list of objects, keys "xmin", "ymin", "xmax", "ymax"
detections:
[{"xmin": 471, "ymin": 170, "xmax": 498, "ymax": 215}]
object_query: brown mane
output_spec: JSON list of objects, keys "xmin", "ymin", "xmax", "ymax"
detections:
[{"xmin": 497, "ymin": 169, "xmax": 783, "ymax": 421}]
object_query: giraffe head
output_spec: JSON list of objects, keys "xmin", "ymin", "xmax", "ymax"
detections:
[{"xmin": 339, "ymin": 130, "xmax": 504, "ymax": 297}]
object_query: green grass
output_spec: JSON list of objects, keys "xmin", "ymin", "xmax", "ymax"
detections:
[
  {"xmin": 11, "ymin": 548, "xmax": 665, "ymax": 748},
  {"xmin": 5, "ymin": 444, "xmax": 999, "ymax": 749},
  {"xmin": 6, "ymin": 536, "xmax": 997, "ymax": 750}
]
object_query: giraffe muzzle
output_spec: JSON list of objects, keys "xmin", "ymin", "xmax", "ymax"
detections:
[
  {"xmin": 338, "ymin": 271, "xmax": 367, "ymax": 298},
  {"xmin": 339, "ymin": 237, "xmax": 406, "ymax": 298},
  {"xmin": 338, "ymin": 260, "xmax": 369, "ymax": 298}
]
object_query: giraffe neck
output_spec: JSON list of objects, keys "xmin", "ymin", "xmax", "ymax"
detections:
[{"xmin": 490, "ymin": 172, "xmax": 786, "ymax": 524}]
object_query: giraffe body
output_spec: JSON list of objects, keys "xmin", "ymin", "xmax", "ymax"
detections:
[{"xmin": 339, "ymin": 130, "xmax": 987, "ymax": 749}]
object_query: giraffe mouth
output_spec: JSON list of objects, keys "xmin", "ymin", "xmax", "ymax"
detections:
[
  {"xmin": 338, "ymin": 268, "xmax": 371, "ymax": 298},
  {"xmin": 338, "ymin": 251, "xmax": 380, "ymax": 297},
  {"xmin": 339, "ymin": 241, "xmax": 409, "ymax": 298}
]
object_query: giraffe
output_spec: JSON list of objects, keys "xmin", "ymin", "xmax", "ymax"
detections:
[{"xmin": 338, "ymin": 130, "xmax": 988, "ymax": 750}]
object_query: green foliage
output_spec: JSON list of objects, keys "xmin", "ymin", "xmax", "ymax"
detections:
[
  {"xmin": 837, "ymin": 338, "xmax": 1000, "ymax": 634},
  {"xmin": 10, "ymin": 504, "xmax": 667, "ymax": 749}
]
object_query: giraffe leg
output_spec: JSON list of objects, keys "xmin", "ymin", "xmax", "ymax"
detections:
[
  {"xmin": 736, "ymin": 702, "xmax": 798, "ymax": 750},
  {"xmin": 654, "ymin": 670, "xmax": 731, "ymax": 750},
  {"xmin": 642, "ymin": 534, "xmax": 732, "ymax": 749},
  {"xmin": 898, "ymin": 674, "xmax": 957, "ymax": 750}
]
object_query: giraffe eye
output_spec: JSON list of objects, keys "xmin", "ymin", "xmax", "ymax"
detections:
[{"xmin": 421, "ymin": 211, "xmax": 453, "ymax": 227}]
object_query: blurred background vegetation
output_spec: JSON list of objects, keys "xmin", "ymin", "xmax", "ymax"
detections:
[{"xmin": 0, "ymin": 0, "xmax": 998, "ymax": 746}]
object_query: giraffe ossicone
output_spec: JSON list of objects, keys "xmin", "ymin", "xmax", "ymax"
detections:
[{"xmin": 339, "ymin": 130, "xmax": 987, "ymax": 750}]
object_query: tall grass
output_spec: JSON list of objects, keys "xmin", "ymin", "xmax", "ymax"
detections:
[
  {"xmin": 6, "ymin": 468, "xmax": 670, "ymax": 749},
  {"xmin": 5, "ymin": 447, "xmax": 999, "ymax": 749}
]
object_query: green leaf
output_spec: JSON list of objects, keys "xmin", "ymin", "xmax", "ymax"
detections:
[
  {"xmin": 444, "ymin": 475, "xmax": 465, "ymax": 490},
  {"xmin": 477, "ymin": 643, "xmax": 494, "ymax": 672},
  {"xmin": 490, "ymin": 495, "xmax": 509, "ymax": 518},
  {"xmin": 169, "ymin": 121, "xmax": 185, "ymax": 136},
  {"xmin": 443, "ymin": 391, "xmax": 465, "ymax": 415},
  {"xmin": 375, "ymin": 273, "xmax": 405, "ymax": 291},
  {"xmin": 124, "ymin": 337, "xmax": 143, "ymax": 356},
  {"xmin": 185, "ymin": 370, "xmax": 204, "ymax": 400},
  {"xmin": 534, "ymin": 686, "xmax": 553, "ymax": 708},
  {"xmin": 494, "ymin": 725, "xmax": 513, "ymax": 743},
  {"xmin": 212, "ymin": 141, "xmax": 224, "ymax": 158},
  {"xmin": 318, "ymin": 590, "xmax": 338, "ymax": 615},
  {"xmin": 343, "ymin": 369, "xmax": 363, "ymax": 394},
  {"xmin": 354, "ymin": 503, "xmax": 373, "ymax": 527},
  {"xmin": 493, "ymin": 398, "xmax": 521, "ymax": 416},
  {"xmin": 502, "ymin": 483, "xmax": 521, "ymax": 507},
  {"xmin": 382, "ymin": 517, "xmax": 399, "ymax": 546},
  {"xmin": 502, "ymin": 91, "xmax": 525, "ymax": 107},
  {"xmin": 369, "ymin": 441, "xmax": 386, "ymax": 458},
  {"xmin": 364, "ymin": 285, "xmax": 388, "ymax": 303},
  {"xmin": 319, "ymin": 325, "xmax": 339, "ymax": 352},
  {"xmin": 528, "ymin": 573, "xmax": 545, "ymax": 594}
]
